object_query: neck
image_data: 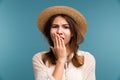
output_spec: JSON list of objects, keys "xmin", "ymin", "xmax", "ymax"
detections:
[{"xmin": 66, "ymin": 45, "xmax": 71, "ymax": 56}]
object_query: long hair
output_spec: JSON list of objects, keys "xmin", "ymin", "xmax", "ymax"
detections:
[{"xmin": 42, "ymin": 14, "xmax": 84, "ymax": 67}]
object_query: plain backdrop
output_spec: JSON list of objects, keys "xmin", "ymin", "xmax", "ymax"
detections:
[{"xmin": 0, "ymin": 0, "xmax": 120, "ymax": 80}]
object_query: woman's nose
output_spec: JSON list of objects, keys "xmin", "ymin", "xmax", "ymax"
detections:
[{"xmin": 56, "ymin": 27, "xmax": 63, "ymax": 35}]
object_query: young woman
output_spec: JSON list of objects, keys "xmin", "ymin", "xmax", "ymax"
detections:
[{"xmin": 32, "ymin": 6, "xmax": 96, "ymax": 80}]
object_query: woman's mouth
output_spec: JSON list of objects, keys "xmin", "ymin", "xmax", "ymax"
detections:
[{"xmin": 60, "ymin": 36, "xmax": 64, "ymax": 40}]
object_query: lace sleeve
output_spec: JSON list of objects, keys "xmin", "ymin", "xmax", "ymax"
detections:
[
  {"xmin": 32, "ymin": 53, "xmax": 55, "ymax": 80},
  {"xmin": 83, "ymin": 52, "xmax": 96, "ymax": 80},
  {"xmin": 86, "ymin": 57, "xmax": 96, "ymax": 80}
]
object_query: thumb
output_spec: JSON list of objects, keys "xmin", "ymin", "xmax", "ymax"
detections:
[
  {"xmin": 50, "ymin": 46, "xmax": 54, "ymax": 52},
  {"xmin": 50, "ymin": 46, "xmax": 57, "ymax": 59}
]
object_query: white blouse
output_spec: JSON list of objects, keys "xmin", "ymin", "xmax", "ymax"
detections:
[{"xmin": 32, "ymin": 50, "xmax": 96, "ymax": 80}]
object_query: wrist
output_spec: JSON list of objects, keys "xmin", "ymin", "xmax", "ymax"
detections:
[{"xmin": 57, "ymin": 58, "xmax": 66, "ymax": 64}]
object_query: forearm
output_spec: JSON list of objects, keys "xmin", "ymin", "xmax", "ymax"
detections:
[{"xmin": 52, "ymin": 59, "xmax": 65, "ymax": 80}]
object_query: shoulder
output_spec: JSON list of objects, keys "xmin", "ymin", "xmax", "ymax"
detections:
[
  {"xmin": 77, "ymin": 50, "xmax": 95, "ymax": 64},
  {"xmin": 32, "ymin": 51, "xmax": 48, "ymax": 62}
]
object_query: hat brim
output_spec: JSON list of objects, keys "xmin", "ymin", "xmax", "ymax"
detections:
[{"xmin": 37, "ymin": 6, "xmax": 87, "ymax": 36}]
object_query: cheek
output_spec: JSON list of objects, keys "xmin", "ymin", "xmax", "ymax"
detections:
[
  {"xmin": 68, "ymin": 31, "xmax": 72, "ymax": 37},
  {"xmin": 50, "ymin": 29, "xmax": 55, "ymax": 40},
  {"xmin": 65, "ymin": 32, "xmax": 72, "ymax": 40},
  {"xmin": 50, "ymin": 31, "xmax": 53, "ymax": 39},
  {"xmin": 50, "ymin": 28, "xmax": 56, "ymax": 34}
]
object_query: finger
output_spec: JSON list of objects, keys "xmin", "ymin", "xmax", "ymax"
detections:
[
  {"xmin": 57, "ymin": 34, "xmax": 61, "ymax": 47},
  {"xmin": 53, "ymin": 33, "xmax": 57, "ymax": 47},
  {"xmin": 55, "ymin": 33, "xmax": 59, "ymax": 47},
  {"xmin": 61, "ymin": 38, "xmax": 65, "ymax": 48}
]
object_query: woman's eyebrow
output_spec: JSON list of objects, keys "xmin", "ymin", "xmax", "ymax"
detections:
[
  {"xmin": 62, "ymin": 24, "xmax": 69, "ymax": 26},
  {"xmin": 52, "ymin": 24, "xmax": 69, "ymax": 25}
]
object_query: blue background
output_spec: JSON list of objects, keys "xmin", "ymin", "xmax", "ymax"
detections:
[{"xmin": 0, "ymin": 0, "xmax": 120, "ymax": 80}]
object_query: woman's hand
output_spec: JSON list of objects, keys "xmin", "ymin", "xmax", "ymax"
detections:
[{"xmin": 50, "ymin": 33, "xmax": 67, "ymax": 63}]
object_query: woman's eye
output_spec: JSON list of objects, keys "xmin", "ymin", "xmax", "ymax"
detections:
[
  {"xmin": 51, "ymin": 25, "xmax": 58, "ymax": 28},
  {"xmin": 64, "ymin": 26, "xmax": 70, "ymax": 29}
]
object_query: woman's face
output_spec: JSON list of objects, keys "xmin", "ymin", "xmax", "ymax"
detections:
[{"xmin": 50, "ymin": 16, "xmax": 72, "ymax": 46}]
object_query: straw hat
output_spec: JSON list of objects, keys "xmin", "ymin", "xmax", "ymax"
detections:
[{"xmin": 37, "ymin": 6, "xmax": 87, "ymax": 37}]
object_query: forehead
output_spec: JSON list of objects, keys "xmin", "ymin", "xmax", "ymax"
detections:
[{"xmin": 52, "ymin": 16, "xmax": 68, "ymax": 24}]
